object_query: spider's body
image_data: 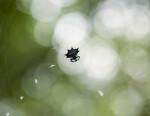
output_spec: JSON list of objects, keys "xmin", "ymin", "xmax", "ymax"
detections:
[{"xmin": 65, "ymin": 47, "xmax": 80, "ymax": 62}]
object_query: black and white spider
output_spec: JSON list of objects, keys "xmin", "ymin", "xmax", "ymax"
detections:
[{"xmin": 64, "ymin": 47, "xmax": 80, "ymax": 62}]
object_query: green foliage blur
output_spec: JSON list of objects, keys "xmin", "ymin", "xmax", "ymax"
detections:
[{"xmin": 0, "ymin": 0, "xmax": 150, "ymax": 116}]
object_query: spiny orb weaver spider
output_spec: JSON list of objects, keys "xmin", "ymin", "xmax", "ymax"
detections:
[{"xmin": 64, "ymin": 47, "xmax": 80, "ymax": 62}]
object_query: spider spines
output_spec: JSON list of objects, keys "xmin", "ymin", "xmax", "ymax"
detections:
[
  {"xmin": 65, "ymin": 47, "xmax": 80, "ymax": 62},
  {"xmin": 64, "ymin": 54, "xmax": 68, "ymax": 57}
]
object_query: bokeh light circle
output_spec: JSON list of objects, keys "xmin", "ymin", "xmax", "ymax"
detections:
[
  {"xmin": 121, "ymin": 47, "xmax": 150, "ymax": 82},
  {"xmin": 93, "ymin": 0, "xmax": 150, "ymax": 40},
  {"xmin": 112, "ymin": 89, "xmax": 142, "ymax": 116},
  {"xmin": 22, "ymin": 63, "xmax": 52, "ymax": 99},
  {"xmin": 31, "ymin": 0, "xmax": 61, "ymax": 22},
  {"xmin": 53, "ymin": 12, "xmax": 89, "ymax": 50},
  {"xmin": 0, "ymin": 101, "xmax": 15, "ymax": 116},
  {"xmin": 51, "ymin": 0, "xmax": 77, "ymax": 8},
  {"xmin": 84, "ymin": 45, "xmax": 118, "ymax": 82}
]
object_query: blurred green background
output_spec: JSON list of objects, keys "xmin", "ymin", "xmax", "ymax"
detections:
[{"xmin": 1, "ymin": 0, "xmax": 150, "ymax": 116}]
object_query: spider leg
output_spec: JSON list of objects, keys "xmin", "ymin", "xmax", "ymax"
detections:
[
  {"xmin": 70, "ymin": 56, "xmax": 80, "ymax": 62},
  {"xmin": 70, "ymin": 58, "xmax": 74, "ymax": 62},
  {"xmin": 76, "ymin": 56, "xmax": 80, "ymax": 61}
]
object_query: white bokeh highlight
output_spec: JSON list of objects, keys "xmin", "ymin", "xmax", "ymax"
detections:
[
  {"xmin": 53, "ymin": 12, "xmax": 89, "ymax": 50},
  {"xmin": 58, "ymin": 41, "xmax": 118, "ymax": 84},
  {"xmin": 122, "ymin": 47, "xmax": 150, "ymax": 82},
  {"xmin": 20, "ymin": 96, "xmax": 24, "ymax": 100},
  {"xmin": 0, "ymin": 102, "xmax": 14, "ymax": 116},
  {"xmin": 125, "ymin": 7, "xmax": 150, "ymax": 40},
  {"xmin": 98, "ymin": 90, "xmax": 104, "ymax": 97},
  {"xmin": 50, "ymin": 65, "xmax": 56, "ymax": 68},
  {"xmin": 34, "ymin": 79, "xmax": 38, "ymax": 84},
  {"xmin": 93, "ymin": 0, "xmax": 150, "ymax": 40},
  {"xmin": 84, "ymin": 45, "xmax": 118, "ymax": 81},
  {"xmin": 6, "ymin": 112, "xmax": 10, "ymax": 116},
  {"xmin": 31, "ymin": 0, "xmax": 60, "ymax": 22},
  {"xmin": 99, "ymin": 8, "xmax": 131, "ymax": 29},
  {"xmin": 51, "ymin": 0, "xmax": 77, "ymax": 8}
]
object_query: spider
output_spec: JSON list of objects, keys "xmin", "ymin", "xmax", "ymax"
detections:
[{"xmin": 64, "ymin": 47, "xmax": 80, "ymax": 62}]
